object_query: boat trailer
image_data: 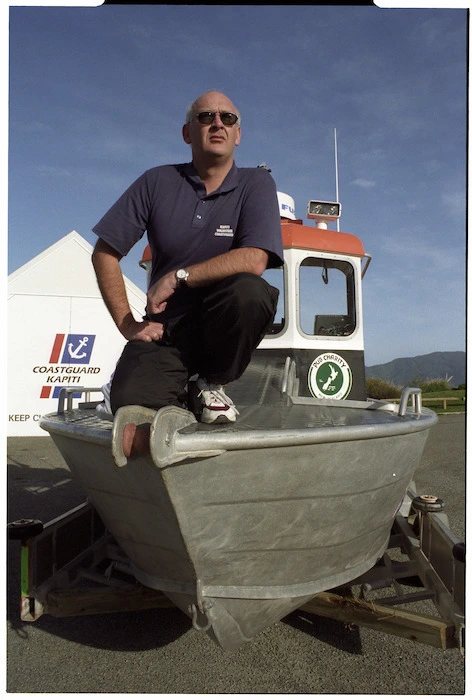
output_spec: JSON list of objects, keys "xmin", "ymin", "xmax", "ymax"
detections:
[{"xmin": 8, "ymin": 485, "xmax": 464, "ymax": 655}]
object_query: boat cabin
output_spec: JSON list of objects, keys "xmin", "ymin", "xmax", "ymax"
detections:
[{"xmin": 140, "ymin": 192, "xmax": 371, "ymax": 403}]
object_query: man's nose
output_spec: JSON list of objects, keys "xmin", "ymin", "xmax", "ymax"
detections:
[{"xmin": 210, "ymin": 113, "xmax": 224, "ymax": 127}]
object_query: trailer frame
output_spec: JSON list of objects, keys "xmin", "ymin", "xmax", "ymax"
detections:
[{"xmin": 8, "ymin": 485, "xmax": 464, "ymax": 655}]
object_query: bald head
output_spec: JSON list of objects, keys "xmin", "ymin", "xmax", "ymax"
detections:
[{"xmin": 185, "ymin": 91, "xmax": 241, "ymax": 125}]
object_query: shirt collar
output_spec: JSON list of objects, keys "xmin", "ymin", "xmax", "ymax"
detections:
[{"xmin": 183, "ymin": 162, "xmax": 240, "ymax": 197}]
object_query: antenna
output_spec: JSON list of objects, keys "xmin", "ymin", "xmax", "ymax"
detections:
[
  {"xmin": 305, "ymin": 129, "xmax": 343, "ymax": 228},
  {"xmin": 334, "ymin": 128, "xmax": 340, "ymax": 232}
]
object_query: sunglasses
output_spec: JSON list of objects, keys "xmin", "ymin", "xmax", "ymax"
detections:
[{"xmin": 192, "ymin": 111, "xmax": 239, "ymax": 126}]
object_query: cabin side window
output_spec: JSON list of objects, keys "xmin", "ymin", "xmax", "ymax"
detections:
[
  {"xmin": 299, "ymin": 257, "xmax": 356, "ymax": 337},
  {"xmin": 262, "ymin": 266, "xmax": 285, "ymax": 335}
]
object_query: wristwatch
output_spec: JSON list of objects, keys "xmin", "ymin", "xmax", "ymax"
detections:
[{"xmin": 175, "ymin": 268, "xmax": 190, "ymax": 287}]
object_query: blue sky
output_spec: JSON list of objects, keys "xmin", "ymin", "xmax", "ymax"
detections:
[{"xmin": 7, "ymin": 3, "xmax": 467, "ymax": 366}]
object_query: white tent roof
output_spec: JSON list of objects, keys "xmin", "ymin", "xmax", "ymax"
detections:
[{"xmin": 8, "ymin": 230, "xmax": 145, "ymax": 311}]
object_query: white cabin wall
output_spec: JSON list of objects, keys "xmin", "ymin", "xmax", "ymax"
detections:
[{"xmin": 259, "ymin": 249, "xmax": 365, "ymax": 352}]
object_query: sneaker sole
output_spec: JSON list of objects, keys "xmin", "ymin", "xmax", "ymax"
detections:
[{"xmin": 201, "ymin": 412, "xmax": 236, "ymax": 424}]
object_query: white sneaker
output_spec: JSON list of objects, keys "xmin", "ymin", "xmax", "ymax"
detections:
[
  {"xmin": 95, "ymin": 377, "xmax": 114, "ymax": 421},
  {"xmin": 196, "ymin": 379, "xmax": 239, "ymax": 424}
]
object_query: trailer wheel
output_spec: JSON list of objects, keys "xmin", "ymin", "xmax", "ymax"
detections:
[
  {"xmin": 412, "ymin": 495, "xmax": 445, "ymax": 513},
  {"xmin": 7, "ymin": 519, "xmax": 43, "ymax": 540}
]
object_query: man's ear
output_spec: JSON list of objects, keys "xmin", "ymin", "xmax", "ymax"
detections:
[
  {"xmin": 235, "ymin": 126, "xmax": 241, "ymax": 147},
  {"xmin": 182, "ymin": 124, "xmax": 191, "ymax": 144}
]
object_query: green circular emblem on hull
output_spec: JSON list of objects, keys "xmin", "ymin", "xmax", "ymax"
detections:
[{"xmin": 308, "ymin": 353, "xmax": 352, "ymax": 400}]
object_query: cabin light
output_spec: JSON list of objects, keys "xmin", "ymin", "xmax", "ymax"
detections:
[{"xmin": 307, "ymin": 200, "xmax": 342, "ymax": 225}]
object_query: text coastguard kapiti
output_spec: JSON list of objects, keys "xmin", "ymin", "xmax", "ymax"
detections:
[{"xmin": 33, "ymin": 364, "xmax": 101, "ymax": 384}]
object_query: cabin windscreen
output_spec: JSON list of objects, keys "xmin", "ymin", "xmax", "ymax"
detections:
[{"xmin": 299, "ymin": 257, "xmax": 356, "ymax": 337}]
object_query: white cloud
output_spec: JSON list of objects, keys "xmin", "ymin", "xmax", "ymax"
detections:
[
  {"xmin": 351, "ymin": 178, "xmax": 376, "ymax": 189},
  {"xmin": 411, "ymin": 16, "xmax": 465, "ymax": 52},
  {"xmin": 12, "ymin": 120, "xmax": 54, "ymax": 135},
  {"xmin": 35, "ymin": 165, "xmax": 72, "ymax": 178},
  {"xmin": 129, "ymin": 23, "xmax": 153, "ymax": 41},
  {"xmin": 441, "ymin": 189, "xmax": 466, "ymax": 216},
  {"xmin": 382, "ymin": 236, "xmax": 464, "ymax": 273}
]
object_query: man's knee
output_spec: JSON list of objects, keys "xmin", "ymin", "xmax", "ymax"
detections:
[
  {"xmin": 109, "ymin": 340, "xmax": 188, "ymax": 413},
  {"xmin": 214, "ymin": 273, "xmax": 278, "ymax": 312},
  {"xmin": 200, "ymin": 274, "xmax": 278, "ymax": 344}
]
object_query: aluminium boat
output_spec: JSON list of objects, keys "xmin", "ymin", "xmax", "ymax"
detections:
[{"xmin": 40, "ymin": 191, "xmax": 437, "ymax": 651}]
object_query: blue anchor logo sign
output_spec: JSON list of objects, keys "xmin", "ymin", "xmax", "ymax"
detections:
[
  {"xmin": 61, "ymin": 334, "xmax": 95, "ymax": 364},
  {"xmin": 68, "ymin": 336, "xmax": 88, "ymax": 360}
]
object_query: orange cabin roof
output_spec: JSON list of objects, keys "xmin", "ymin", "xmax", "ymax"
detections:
[
  {"xmin": 281, "ymin": 220, "xmax": 365, "ymax": 256},
  {"xmin": 139, "ymin": 221, "xmax": 365, "ymax": 265}
]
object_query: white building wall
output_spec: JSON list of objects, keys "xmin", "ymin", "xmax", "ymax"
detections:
[{"xmin": 8, "ymin": 231, "xmax": 146, "ymax": 436}]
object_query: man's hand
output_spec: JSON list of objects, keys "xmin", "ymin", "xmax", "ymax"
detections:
[
  {"xmin": 146, "ymin": 271, "xmax": 177, "ymax": 316},
  {"xmin": 120, "ymin": 316, "xmax": 165, "ymax": 342}
]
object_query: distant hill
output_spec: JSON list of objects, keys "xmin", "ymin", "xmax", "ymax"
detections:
[{"xmin": 365, "ymin": 351, "xmax": 466, "ymax": 387}]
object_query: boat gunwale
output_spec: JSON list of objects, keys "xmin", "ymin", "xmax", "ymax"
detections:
[
  {"xmin": 40, "ymin": 403, "xmax": 437, "ymax": 464},
  {"xmin": 173, "ymin": 409, "xmax": 437, "ymax": 450}
]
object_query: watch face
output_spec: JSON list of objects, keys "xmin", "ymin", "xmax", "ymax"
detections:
[{"xmin": 176, "ymin": 269, "xmax": 188, "ymax": 283}]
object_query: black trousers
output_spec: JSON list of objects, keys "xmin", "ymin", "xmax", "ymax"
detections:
[{"xmin": 110, "ymin": 273, "xmax": 279, "ymax": 413}]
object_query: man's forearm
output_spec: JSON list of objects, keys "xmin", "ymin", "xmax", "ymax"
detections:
[
  {"xmin": 145, "ymin": 246, "xmax": 269, "ymax": 316},
  {"xmin": 185, "ymin": 247, "xmax": 268, "ymax": 288},
  {"xmin": 92, "ymin": 241, "xmax": 136, "ymax": 335}
]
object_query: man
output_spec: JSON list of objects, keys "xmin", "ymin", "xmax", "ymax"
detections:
[{"xmin": 92, "ymin": 90, "xmax": 283, "ymax": 427}]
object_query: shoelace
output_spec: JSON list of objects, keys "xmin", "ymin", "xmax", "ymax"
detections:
[{"xmin": 198, "ymin": 386, "xmax": 240, "ymax": 415}]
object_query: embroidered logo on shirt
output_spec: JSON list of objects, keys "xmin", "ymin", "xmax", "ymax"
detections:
[{"xmin": 214, "ymin": 225, "xmax": 234, "ymax": 237}]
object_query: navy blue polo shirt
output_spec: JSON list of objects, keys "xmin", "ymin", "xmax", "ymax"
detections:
[{"xmin": 93, "ymin": 162, "xmax": 284, "ymax": 322}]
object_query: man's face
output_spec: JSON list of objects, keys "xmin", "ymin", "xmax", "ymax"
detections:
[{"xmin": 182, "ymin": 91, "xmax": 241, "ymax": 162}]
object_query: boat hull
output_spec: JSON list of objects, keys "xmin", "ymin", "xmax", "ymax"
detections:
[{"xmin": 41, "ymin": 397, "xmax": 436, "ymax": 651}]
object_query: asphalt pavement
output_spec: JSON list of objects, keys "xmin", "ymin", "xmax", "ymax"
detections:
[{"xmin": 6, "ymin": 414, "xmax": 466, "ymax": 694}]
